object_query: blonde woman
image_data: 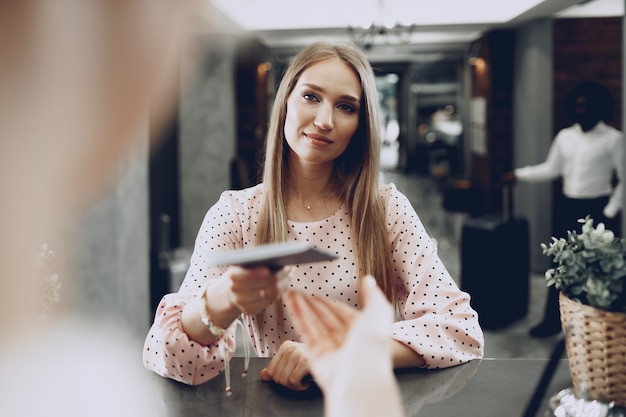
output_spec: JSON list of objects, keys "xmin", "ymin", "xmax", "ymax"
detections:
[{"xmin": 144, "ymin": 41, "xmax": 484, "ymax": 391}]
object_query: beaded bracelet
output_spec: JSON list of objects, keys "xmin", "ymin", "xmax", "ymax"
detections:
[{"xmin": 200, "ymin": 291, "xmax": 227, "ymax": 337}]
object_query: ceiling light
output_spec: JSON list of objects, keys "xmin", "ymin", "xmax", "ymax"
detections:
[{"xmin": 347, "ymin": 0, "xmax": 416, "ymax": 50}]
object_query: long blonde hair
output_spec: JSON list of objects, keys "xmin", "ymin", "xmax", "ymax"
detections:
[{"xmin": 257, "ymin": 41, "xmax": 395, "ymax": 302}]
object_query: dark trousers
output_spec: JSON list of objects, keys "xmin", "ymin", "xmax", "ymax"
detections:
[
  {"xmin": 541, "ymin": 195, "xmax": 621, "ymax": 325},
  {"xmin": 553, "ymin": 195, "xmax": 620, "ymax": 240}
]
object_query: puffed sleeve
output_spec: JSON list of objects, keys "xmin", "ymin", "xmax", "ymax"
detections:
[
  {"xmin": 384, "ymin": 184, "xmax": 484, "ymax": 368},
  {"xmin": 143, "ymin": 294, "xmax": 236, "ymax": 385},
  {"xmin": 143, "ymin": 190, "xmax": 246, "ymax": 385}
]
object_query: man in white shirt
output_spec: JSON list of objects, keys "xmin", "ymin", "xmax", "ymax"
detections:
[{"xmin": 501, "ymin": 81, "xmax": 623, "ymax": 338}]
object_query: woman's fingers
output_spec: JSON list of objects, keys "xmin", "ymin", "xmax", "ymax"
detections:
[
  {"xmin": 260, "ymin": 341, "xmax": 311, "ymax": 391},
  {"xmin": 271, "ymin": 357, "xmax": 310, "ymax": 391},
  {"xmin": 226, "ymin": 266, "xmax": 282, "ymax": 314},
  {"xmin": 229, "ymin": 266, "xmax": 275, "ymax": 292}
]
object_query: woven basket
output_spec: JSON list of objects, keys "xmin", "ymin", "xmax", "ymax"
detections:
[{"xmin": 559, "ymin": 292, "xmax": 626, "ymax": 406}]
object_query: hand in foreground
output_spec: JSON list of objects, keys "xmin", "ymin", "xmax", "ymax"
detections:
[
  {"xmin": 259, "ymin": 340, "xmax": 311, "ymax": 391},
  {"xmin": 284, "ymin": 275, "xmax": 404, "ymax": 417}
]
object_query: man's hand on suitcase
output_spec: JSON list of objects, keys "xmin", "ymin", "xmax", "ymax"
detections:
[{"xmin": 499, "ymin": 171, "xmax": 517, "ymax": 187}]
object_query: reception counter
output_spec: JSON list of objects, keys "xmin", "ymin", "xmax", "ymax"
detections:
[{"xmin": 148, "ymin": 357, "xmax": 575, "ymax": 416}]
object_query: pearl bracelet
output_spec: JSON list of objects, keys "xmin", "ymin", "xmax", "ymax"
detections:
[{"xmin": 200, "ymin": 291, "xmax": 227, "ymax": 337}]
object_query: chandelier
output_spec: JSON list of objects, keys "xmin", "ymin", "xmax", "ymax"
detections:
[
  {"xmin": 348, "ymin": 23, "xmax": 416, "ymax": 50},
  {"xmin": 347, "ymin": 0, "xmax": 416, "ymax": 50}
]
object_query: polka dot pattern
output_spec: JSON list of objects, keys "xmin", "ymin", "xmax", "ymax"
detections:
[{"xmin": 143, "ymin": 183, "xmax": 484, "ymax": 385}]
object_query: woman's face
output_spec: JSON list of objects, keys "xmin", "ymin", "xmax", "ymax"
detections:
[{"xmin": 284, "ymin": 57, "xmax": 362, "ymax": 167}]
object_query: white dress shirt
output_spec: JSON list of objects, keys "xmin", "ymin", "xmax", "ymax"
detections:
[{"xmin": 515, "ymin": 121, "xmax": 624, "ymax": 218}]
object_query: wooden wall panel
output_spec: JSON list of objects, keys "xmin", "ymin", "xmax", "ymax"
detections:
[{"xmin": 469, "ymin": 30, "xmax": 515, "ymax": 213}]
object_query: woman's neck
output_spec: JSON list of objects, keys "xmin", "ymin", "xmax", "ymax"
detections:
[
  {"xmin": 288, "ymin": 159, "xmax": 334, "ymax": 198},
  {"xmin": 286, "ymin": 159, "xmax": 340, "ymax": 219}
]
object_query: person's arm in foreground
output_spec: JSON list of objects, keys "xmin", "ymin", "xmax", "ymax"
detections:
[{"xmin": 285, "ymin": 276, "xmax": 404, "ymax": 417}]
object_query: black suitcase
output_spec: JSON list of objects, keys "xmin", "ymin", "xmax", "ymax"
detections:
[{"xmin": 460, "ymin": 188, "xmax": 529, "ymax": 330}]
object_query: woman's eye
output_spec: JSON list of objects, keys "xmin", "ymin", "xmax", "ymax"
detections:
[
  {"xmin": 303, "ymin": 93, "xmax": 319, "ymax": 102},
  {"xmin": 338, "ymin": 103, "xmax": 356, "ymax": 113}
]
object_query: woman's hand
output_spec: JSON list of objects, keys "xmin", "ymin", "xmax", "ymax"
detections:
[
  {"xmin": 182, "ymin": 265, "xmax": 292, "ymax": 346},
  {"xmin": 259, "ymin": 340, "xmax": 311, "ymax": 391},
  {"xmin": 284, "ymin": 275, "xmax": 404, "ymax": 417},
  {"xmin": 223, "ymin": 265, "xmax": 284, "ymax": 315},
  {"xmin": 206, "ymin": 265, "xmax": 293, "ymax": 317}
]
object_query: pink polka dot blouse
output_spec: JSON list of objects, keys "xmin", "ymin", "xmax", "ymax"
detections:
[{"xmin": 143, "ymin": 183, "xmax": 484, "ymax": 385}]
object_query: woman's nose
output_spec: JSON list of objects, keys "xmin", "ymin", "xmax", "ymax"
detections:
[{"xmin": 314, "ymin": 105, "xmax": 334, "ymax": 130}]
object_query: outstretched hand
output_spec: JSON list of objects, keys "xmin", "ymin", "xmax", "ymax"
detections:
[{"xmin": 284, "ymin": 275, "xmax": 404, "ymax": 417}]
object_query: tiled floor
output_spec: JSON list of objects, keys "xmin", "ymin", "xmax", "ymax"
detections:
[{"xmin": 381, "ymin": 169, "xmax": 564, "ymax": 360}]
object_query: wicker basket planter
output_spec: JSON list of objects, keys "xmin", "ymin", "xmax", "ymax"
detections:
[{"xmin": 559, "ymin": 292, "xmax": 626, "ymax": 407}]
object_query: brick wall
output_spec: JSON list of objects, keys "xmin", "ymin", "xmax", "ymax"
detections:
[{"xmin": 553, "ymin": 17, "xmax": 622, "ymax": 132}]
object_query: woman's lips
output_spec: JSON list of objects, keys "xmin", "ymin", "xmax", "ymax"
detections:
[{"xmin": 305, "ymin": 133, "xmax": 332, "ymax": 145}]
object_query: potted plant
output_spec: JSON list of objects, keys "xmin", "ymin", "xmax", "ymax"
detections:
[{"xmin": 542, "ymin": 216, "xmax": 626, "ymax": 407}]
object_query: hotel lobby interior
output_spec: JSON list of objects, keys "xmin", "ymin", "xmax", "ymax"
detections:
[{"xmin": 2, "ymin": 1, "xmax": 625, "ymax": 416}]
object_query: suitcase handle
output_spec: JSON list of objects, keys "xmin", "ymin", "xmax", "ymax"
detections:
[{"xmin": 502, "ymin": 184, "xmax": 514, "ymax": 220}]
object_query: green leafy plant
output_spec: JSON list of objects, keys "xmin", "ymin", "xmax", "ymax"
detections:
[{"xmin": 542, "ymin": 216, "xmax": 626, "ymax": 313}]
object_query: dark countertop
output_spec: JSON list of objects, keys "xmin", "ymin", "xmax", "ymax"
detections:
[{"xmin": 147, "ymin": 356, "xmax": 574, "ymax": 416}]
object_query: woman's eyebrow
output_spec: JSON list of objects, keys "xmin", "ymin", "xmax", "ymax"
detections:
[
  {"xmin": 340, "ymin": 94, "xmax": 361, "ymax": 104},
  {"xmin": 300, "ymin": 83, "xmax": 360, "ymax": 103}
]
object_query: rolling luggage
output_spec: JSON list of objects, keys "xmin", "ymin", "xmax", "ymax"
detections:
[{"xmin": 460, "ymin": 187, "xmax": 529, "ymax": 330}]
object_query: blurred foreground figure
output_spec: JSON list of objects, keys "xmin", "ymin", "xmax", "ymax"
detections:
[{"xmin": 0, "ymin": 1, "xmax": 195, "ymax": 415}]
